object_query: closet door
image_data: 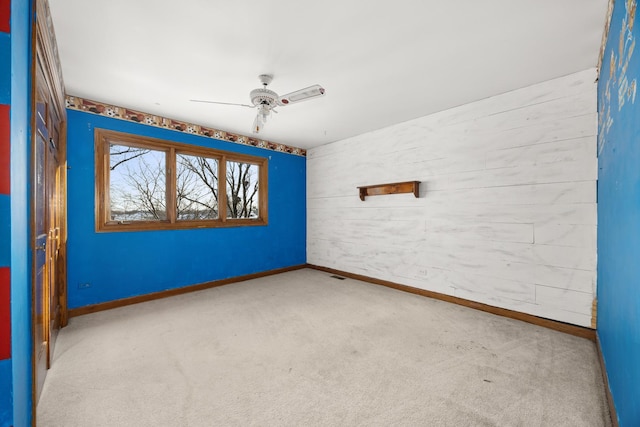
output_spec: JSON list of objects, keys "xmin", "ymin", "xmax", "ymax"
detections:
[
  {"xmin": 32, "ymin": 55, "xmax": 63, "ymax": 402},
  {"xmin": 32, "ymin": 62, "xmax": 50, "ymax": 400},
  {"xmin": 32, "ymin": 0, "xmax": 67, "ymax": 405}
]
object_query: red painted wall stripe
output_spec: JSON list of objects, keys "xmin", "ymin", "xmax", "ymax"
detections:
[
  {"xmin": 0, "ymin": 105, "xmax": 8, "ymax": 195},
  {"xmin": 0, "ymin": 0, "xmax": 9, "ymax": 33},
  {"xmin": 0, "ymin": 267, "xmax": 10, "ymax": 360}
]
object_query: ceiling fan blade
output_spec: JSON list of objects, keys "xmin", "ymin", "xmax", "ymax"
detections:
[
  {"xmin": 277, "ymin": 85, "xmax": 325, "ymax": 106},
  {"xmin": 190, "ymin": 99, "xmax": 255, "ymax": 109}
]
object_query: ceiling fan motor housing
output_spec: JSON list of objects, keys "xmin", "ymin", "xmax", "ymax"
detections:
[{"xmin": 250, "ymin": 88, "xmax": 279, "ymax": 108}]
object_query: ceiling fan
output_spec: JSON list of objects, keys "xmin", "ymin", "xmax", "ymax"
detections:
[{"xmin": 191, "ymin": 74, "xmax": 326, "ymax": 134}]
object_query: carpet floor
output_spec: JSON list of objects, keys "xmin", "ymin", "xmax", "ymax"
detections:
[{"xmin": 37, "ymin": 268, "xmax": 611, "ymax": 426}]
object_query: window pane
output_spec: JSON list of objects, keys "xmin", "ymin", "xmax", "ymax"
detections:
[
  {"xmin": 176, "ymin": 153, "xmax": 219, "ymax": 220},
  {"xmin": 109, "ymin": 144, "xmax": 167, "ymax": 221},
  {"xmin": 226, "ymin": 161, "xmax": 259, "ymax": 219}
]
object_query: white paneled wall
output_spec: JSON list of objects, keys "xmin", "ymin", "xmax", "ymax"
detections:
[{"xmin": 307, "ymin": 69, "xmax": 597, "ymax": 327}]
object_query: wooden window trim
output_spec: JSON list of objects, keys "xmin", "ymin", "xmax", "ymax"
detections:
[{"xmin": 95, "ymin": 128, "xmax": 268, "ymax": 232}]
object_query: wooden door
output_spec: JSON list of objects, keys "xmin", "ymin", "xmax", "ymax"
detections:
[
  {"xmin": 46, "ymin": 87, "xmax": 61, "ymax": 365},
  {"xmin": 32, "ymin": 51, "xmax": 64, "ymax": 403},
  {"xmin": 31, "ymin": 0, "xmax": 67, "ymax": 414},
  {"xmin": 33, "ymin": 74, "xmax": 49, "ymax": 398}
]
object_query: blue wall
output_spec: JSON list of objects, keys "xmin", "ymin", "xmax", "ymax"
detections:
[
  {"xmin": 0, "ymin": 360, "xmax": 10, "ymax": 425},
  {"xmin": 7, "ymin": 0, "xmax": 32, "ymax": 425},
  {"xmin": 597, "ymin": 0, "xmax": 640, "ymax": 425},
  {"xmin": 67, "ymin": 109, "xmax": 306, "ymax": 309}
]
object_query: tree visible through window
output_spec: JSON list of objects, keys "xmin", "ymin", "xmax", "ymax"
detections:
[
  {"xmin": 226, "ymin": 162, "xmax": 259, "ymax": 219},
  {"xmin": 109, "ymin": 145, "xmax": 166, "ymax": 221},
  {"xmin": 176, "ymin": 153, "xmax": 219, "ymax": 220},
  {"xmin": 95, "ymin": 129, "xmax": 268, "ymax": 231}
]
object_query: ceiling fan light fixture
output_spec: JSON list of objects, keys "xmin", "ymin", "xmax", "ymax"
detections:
[
  {"xmin": 252, "ymin": 115, "xmax": 262, "ymax": 134},
  {"xmin": 253, "ymin": 104, "xmax": 272, "ymax": 134},
  {"xmin": 259, "ymin": 104, "xmax": 271, "ymax": 119}
]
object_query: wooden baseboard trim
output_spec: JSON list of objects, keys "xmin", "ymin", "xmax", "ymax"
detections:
[
  {"xmin": 596, "ymin": 333, "xmax": 619, "ymax": 427},
  {"xmin": 68, "ymin": 264, "xmax": 307, "ymax": 318},
  {"xmin": 307, "ymin": 264, "xmax": 596, "ymax": 341},
  {"xmin": 69, "ymin": 263, "xmax": 597, "ymax": 342}
]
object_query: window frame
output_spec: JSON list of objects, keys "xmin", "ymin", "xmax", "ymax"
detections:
[{"xmin": 95, "ymin": 128, "xmax": 268, "ymax": 232}]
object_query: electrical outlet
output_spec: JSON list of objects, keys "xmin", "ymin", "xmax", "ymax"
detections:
[{"xmin": 78, "ymin": 282, "xmax": 91, "ymax": 289}]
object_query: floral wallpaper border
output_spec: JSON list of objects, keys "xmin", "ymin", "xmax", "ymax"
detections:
[{"xmin": 65, "ymin": 96, "xmax": 307, "ymax": 157}]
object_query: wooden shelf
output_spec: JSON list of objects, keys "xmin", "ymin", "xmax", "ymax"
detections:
[{"xmin": 357, "ymin": 181, "xmax": 420, "ymax": 201}]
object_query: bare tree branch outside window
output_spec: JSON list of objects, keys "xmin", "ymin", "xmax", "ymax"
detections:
[
  {"xmin": 109, "ymin": 144, "xmax": 224, "ymax": 221},
  {"xmin": 109, "ymin": 144, "xmax": 167, "ymax": 221},
  {"xmin": 226, "ymin": 161, "xmax": 259, "ymax": 219},
  {"xmin": 176, "ymin": 154, "xmax": 219, "ymax": 219},
  {"xmin": 97, "ymin": 130, "xmax": 267, "ymax": 231}
]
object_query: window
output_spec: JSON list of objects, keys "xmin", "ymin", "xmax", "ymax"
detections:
[
  {"xmin": 96, "ymin": 129, "xmax": 267, "ymax": 231},
  {"xmin": 225, "ymin": 161, "xmax": 260, "ymax": 219}
]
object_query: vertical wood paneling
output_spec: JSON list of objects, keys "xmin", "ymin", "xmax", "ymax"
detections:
[{"xmin": 308, "ymin": 69, "xmax": 598, "ymax": 327}]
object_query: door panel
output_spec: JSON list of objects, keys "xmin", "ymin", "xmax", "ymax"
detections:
[
  {"xmin": 46, "ymin": 114, "xmax": 61, "ymax": 363},
  {"xmin": 33, "ymin": 78, "xmax": 49, "ymax": 398},
  {"xmin": 33, "ymin": 53, "xmax": 63, "ymax": 402}
]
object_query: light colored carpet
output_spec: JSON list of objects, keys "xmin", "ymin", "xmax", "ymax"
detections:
[{"xmin": 37, "ymin": 269, "xmax": 611, "ymax": 426}]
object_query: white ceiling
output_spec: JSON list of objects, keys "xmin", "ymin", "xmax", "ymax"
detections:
[{"xmin": 48, "ymin": 0, "xmax": 608, "ymax": 150}]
